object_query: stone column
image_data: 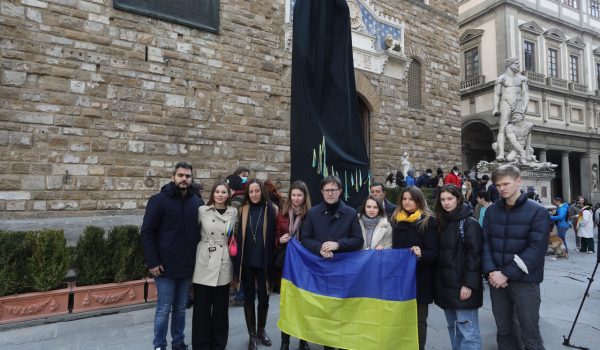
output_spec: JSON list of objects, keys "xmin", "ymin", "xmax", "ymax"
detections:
[
  {"xmin": 580, "ymin": 153, "xmax": 591, "ymax": 201},
  {"xmin": 538, "ymin": 149, "xmax": 547, "ymax": 163},
  {"xmin": 561, "ymin": 151, "xmax": 571, "ymax": 202}
]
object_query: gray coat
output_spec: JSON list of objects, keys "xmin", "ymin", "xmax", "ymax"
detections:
[
  {"xmin": 359, "ymin": 216, "xmax": 393, "ymax": 250},
  {"xmin": 192, "ymin": 205, "xmax": 238, "ymax": 287}
]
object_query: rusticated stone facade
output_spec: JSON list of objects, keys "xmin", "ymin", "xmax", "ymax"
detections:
[{"xmin": 0, "ymin": 0, "xmax": 460, "ymax": 226}]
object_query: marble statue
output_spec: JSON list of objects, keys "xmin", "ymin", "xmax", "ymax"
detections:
[
  {"xmin": 402, "ymin": 152, "xmax": 411, "ymax": 174},
  {"xmin": 492, "ymin": 57, "xmax": 529, "ymax": 162},
  {"xmin": 384, "ymin": 34, "xmax": 402, "ymax": 52}
]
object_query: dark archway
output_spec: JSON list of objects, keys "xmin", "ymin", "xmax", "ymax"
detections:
[
  {"xmin": 358, "ymin": 96, "xmax": 370, "ymax": 155},
  {"xmin": 462, "ymin": 121, "xmax": 495, "ymax": 170}
]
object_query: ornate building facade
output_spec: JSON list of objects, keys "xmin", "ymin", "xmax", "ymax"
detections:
[
  {"xmin": 459, "ymin": 0, "xmax": 600, "ymax": 203},
  {"xmin": 0, "ymin": 0, "xmax": 460, "ymax": 235}
]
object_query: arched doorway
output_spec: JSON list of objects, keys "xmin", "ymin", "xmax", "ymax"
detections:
[
  {"xmin": 358, "ymin": 96, "xmax": 370, "ymax": 155},
  {"xmin": 462, "ymin": 121, "xmax": 495, "ymax": 170}
]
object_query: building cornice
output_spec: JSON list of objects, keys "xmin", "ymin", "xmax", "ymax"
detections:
[
  {"xmin": 461, "ymin": 81, "xmax": 600, "ymax": 103},
  {"xmin": 459, "ymin": 0, "xmax": 600, "ymax": 38}
]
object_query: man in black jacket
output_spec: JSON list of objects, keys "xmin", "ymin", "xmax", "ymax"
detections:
[
  {"xmin": 141, "ymin": 162, "xmax": 202, "ymax": 350},
  {"xmin": 369, "ymin": 182, "xmax": 397, "ymax": 217},
  {"xmin": 301, "ymin": 176, "xmax": 363, "ymax": 350},
  {"xmin": 482, "ymin": 165, "xmax": 550, "ymax": 350}
]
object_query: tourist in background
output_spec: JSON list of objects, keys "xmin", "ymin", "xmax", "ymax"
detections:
[
  {"xmin": 235, "ymin": 179, "xmax": 277, "ymax": 350},
  {"xmin": 275, "ymin": 180, "xmax": 312, "ymax": 350},
  {"xmin": 444, "ymin": 166, "xmax": 462, "ymax": 188},
  {"xmin": 434, "ymin": 185, "xmax": 483, "ymax": 350},
  {"xmin": 192, "ymin": 182, "xmax": 237, "ymax": 350},
  {"xmin": 369, "ymin": 182, "xmax": 397, "ymax": 217},
  {"xmin": 475, "ymin": 191, "xmax": 491, "ymax": 227},
  {"xmin": 416, "ymin": 169, "xmax": 432, "ymax": 188},
  {"xmin": 358, "ymin": 195, "xmax": 392, "ymax": 250},
  {"xmin": 390, "ymin": 187, "xmax": 439, "ymax": 350},
  {"xmin": 550, "ymin": 196, "xmax": 570, "ymax": 251},
  {"xmin": 577, "ymin": 201, "xmax": 595, "ymax": 254},
  {"xmin": 406, "ymin": 170, "xmax": 416, "ymax": 187}
]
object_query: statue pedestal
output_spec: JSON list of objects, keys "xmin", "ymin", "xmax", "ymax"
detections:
[{"xmin": 477, "ymin": 161, "xmax": 556, "ymax": 206}]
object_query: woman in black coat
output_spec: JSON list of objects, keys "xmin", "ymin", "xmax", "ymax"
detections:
[
  {"xmin": 433, "ymin": 184, "xmax": 483, "ymax": 350},
  {"xmin": 390, "ymin": 186, "xmax": 439, "ymax": 350}
]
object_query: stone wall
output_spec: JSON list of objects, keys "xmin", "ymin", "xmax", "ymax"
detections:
[{"xmin": 0, "ymin": 0, "xmax": 460, "ymax": 223}]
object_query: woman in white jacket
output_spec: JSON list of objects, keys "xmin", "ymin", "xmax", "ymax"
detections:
[
  {"xmin": 577, "ymin": 204, "xmax": 595, "ymax": 254},
  {"xmin": 358, "ymin": 195, "xmax": 393, "ymax": 250}
]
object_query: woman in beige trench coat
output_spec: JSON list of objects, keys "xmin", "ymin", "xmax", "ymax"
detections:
[{"xmin": 192, "ymin": 182, "xmax": 237, "ymax": 350}]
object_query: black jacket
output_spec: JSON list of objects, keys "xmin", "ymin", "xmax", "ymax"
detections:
[
  {"xmin": 482, "ymin": 192, "xmax": 551, "ymax": 284},
  {"xmin": 301, "ymin": 201, "xmax": 363, "ymax": 256},
  {"xmin": 391, "ymin": 216, "xmax": 439, "ymax": 304},
  {"xmin": 384, "ymin": 199, "xmax": 397, "ymax": 218},
  {"xmin": 141, "ymin": 182, "xmax": 202, "ymax": 279},
  {"xmin": 434, "ymin": 204, "xmax": 483, "ymax": 310}
]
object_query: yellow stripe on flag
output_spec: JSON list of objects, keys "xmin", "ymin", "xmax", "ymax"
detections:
[{"xmin": 278, "ymin": 279, "xmax": 419, "ymax": 350}]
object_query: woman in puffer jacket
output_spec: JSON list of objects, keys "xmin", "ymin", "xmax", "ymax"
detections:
[{"xmin": 433, "ymin": 184, "xmax": 483, "ymax": 350}]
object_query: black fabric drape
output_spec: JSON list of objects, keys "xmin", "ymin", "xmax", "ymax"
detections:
[{"xmin": 290, "ymin": 0, "xmax": 370, "ymax": 208}]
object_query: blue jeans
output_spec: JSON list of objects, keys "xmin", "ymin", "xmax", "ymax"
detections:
[
  {"xmin": 153, "ymin": 276, "xmax": 190, "ymax": 349},
  {"xmin": 444, "ymin": 309, "xmax": 481, "ymax": 350},
  {"xmin": 557, "ymin": 226, "xmax": 568, "ymax": 250}
]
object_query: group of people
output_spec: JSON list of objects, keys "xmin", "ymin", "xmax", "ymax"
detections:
[
  {"xmin": 550, "ymin": 195, "xmax": 598, "ymax": 255},
  {"xmin": 142, "ymin": 162, "xmax": 553, "ymax": 350}
]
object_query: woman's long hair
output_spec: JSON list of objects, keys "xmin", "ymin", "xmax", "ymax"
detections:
[
  {"xmin": 358, "ymin": 195, "xmax": 385, "ymax": 219},
  {"xmin": 206, "ymin": 181, "xmax": 232, "ymax": 206},
  {"xmin": 434, "ymin": 184, "xmax": 464, "ymax": 229},
  {"xmin": 242, "ymin": 179, "xmax": 269, "ymax": 205},
  {"xmin": 392, "ymin": 186, "xmax": 432, "ymax": 231},
  {"xmin": 281, "ymin": 180, "xmax": 312, "ymax": 220}
]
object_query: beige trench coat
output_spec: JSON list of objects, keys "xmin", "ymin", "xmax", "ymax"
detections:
[{"xmin": 192, "ymin": 205, "xmax": 238, "ymax": 287}]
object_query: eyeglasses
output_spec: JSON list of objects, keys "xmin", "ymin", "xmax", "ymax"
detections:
[
  {"xmin": 322, "ymin": 188, "xmax": 340, "ymax": 194},
  {"xmin": 176, "ymin": 173, "xmax": 192, "ymax": 179}
]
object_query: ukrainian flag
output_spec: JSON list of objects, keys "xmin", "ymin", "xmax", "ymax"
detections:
[{"xmin": 278, "ymin": 239, "xmax": 418, "ymax": 350}]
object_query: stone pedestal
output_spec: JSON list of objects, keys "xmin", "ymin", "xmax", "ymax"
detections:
[{"xmin": 477, "ymin": 161, "xmax": 556, "ymax": 206}]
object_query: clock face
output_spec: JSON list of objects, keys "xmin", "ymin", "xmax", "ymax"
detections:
[{"xmin": 347, "ymin": 1, "xmax": 362, "ymax": 29}]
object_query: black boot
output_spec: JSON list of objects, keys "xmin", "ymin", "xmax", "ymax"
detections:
[
  {"xmin": 298, "ymin": 340, "xmax": 310, "ymax": 350},
  {"xmin": 280, "ymin": 332, "xmax": 290, "ymax": 350},
  {"xmin": 257, "ymin": 306, "xmax": 272, "ymax": 346},
  {"xmin": 244, "ymin": 305, "xmax": 257, "ymax": 350}
]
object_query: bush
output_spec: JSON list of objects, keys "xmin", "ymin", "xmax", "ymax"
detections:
[
  {"xmin": 73, "ymin": 226, "xmax": 112, "ymax": 286},
  {"xmin": 107, "ymin": 225, "xmax": 147, "ymax": 282},
  {"xmin": 28, "ymin": 230, "xmax": 71, "ymax": 292},
  {"xmin": 0, "ymin": 231, "xmax": 33, "ymax": 296}
]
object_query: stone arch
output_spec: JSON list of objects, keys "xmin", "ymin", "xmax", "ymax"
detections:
[
  {"xmin": 354, "ymin": 69, "xmax": 381, "ymax": 113},
  {"xmin": 404, "ymin": 45, "xmax": 431, "ymax": 66}
]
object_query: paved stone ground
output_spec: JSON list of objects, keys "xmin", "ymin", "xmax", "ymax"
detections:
[{"xmin": 0, "ymin": 229, "xmax": 598, "ymax": 350}]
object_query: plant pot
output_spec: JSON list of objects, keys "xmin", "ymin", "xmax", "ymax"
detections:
[
  {"xmin": 146, "ymin": 277, "xmax": 157, "ymax": 302},
  {"xmin": 72, "ymin": 279, "xmax": 146, "ymax": 313},
  {"xmin": 0, "ymin": 288, "xmax": 70, "ymax": 324}
]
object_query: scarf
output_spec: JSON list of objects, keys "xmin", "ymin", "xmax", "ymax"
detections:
[
  {"xmin": 361, "ymin": 215, "xmax": 380, "ymax": 247},
  {"xmin": 395, "ymin": 210, "xmax": 422, "ymax": 223},
  {"xmin": 288, "ymin": 207, "xmax": 303, "ymax": 238}
]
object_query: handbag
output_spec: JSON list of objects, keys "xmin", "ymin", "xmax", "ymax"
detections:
[{"xmin": 228, "ymin": 235, "xmax": 238, "ymax": 257}]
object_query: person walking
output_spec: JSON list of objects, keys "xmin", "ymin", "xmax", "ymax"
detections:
[
  {"xmin": 236, "ymin": 179, "xmax": 278, "ymax": 350},
  {"xmin": 276, "ymin": 180, "xmax": 312, "ymax": 350},
  {"xmin": 141, "ymin": 161, "xmax": 202, "ymax": 350},
  {"xmin": 434, "ymin": 185, "xmax": 483, "ymax": 350},
  {"xmin": 482, "ymin": 165, "xmax": 550, "ymax": 350},
  {"xmin": 550, "ymin": 197, "xmax": 570, "ymax": 251},
  {"xmin": 390, "ymin": 187, "xmax": 439, "ymax": 350},
  {"xmin": 191, "ymin": 182, "xmax": 237, "ymax": 350},
  {"xmin": 358, "ymin": 195, "xmax": 392, "ymax": 250}
]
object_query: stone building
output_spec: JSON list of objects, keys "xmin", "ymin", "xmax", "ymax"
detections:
[
  {"xmin": 459, "ymin": 0, "xmax": 600, "ymax": 203},
  {"xmin": 0, "ymin": 0, "xmax": 460, "ymax": 235}
]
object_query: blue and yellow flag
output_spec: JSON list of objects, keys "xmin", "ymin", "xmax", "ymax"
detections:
[{"xmin": 278, "ymin": 239, "xmax": 418, "ymax": 350}]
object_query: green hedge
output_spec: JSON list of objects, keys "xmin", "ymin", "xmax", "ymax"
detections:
[
  {"xmin": 107, "ymin": 225, "xmax": 147, "ymax": 283},
  {"xmin": 0, "ymin": 231, "xmax": 33, "ymax": 296},
  {"xmin": 73, "ymin": 226, "xmax": 112, "ymax": 286},
  {"xmin": 28, "ymin": 230, "xmax": 71, "ymax": 292}
]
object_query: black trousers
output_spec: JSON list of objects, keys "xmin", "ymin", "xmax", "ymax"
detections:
[
  {"xmin": 192, "ymin": 283, "xmax": 230, "ymax": 350},
  {"xmin": 241, "ymin": 266, "xmax": 269, "ymax": 309}
]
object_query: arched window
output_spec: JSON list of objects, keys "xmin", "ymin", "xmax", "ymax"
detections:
[{"xmin": 408, "ymin": 60, "xmax": 422, "ymax": 109}]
